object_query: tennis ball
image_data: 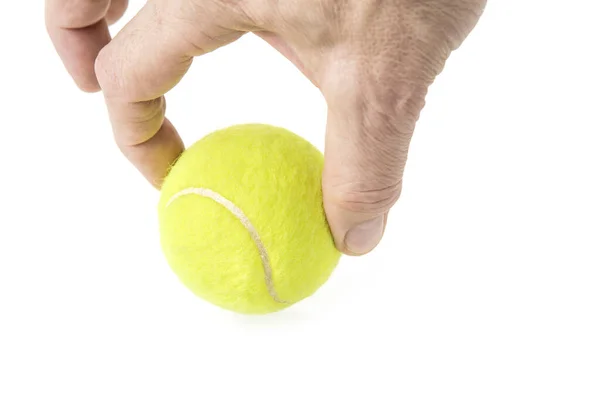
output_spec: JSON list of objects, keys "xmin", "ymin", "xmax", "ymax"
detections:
[{"xmin": 158, "ymin": 123, "xmax": 341, "ymax": 314}]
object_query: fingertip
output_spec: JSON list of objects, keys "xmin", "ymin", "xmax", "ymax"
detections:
[
  {"xmin": 74, "ymin": 77, "xmax": 101, "ymax": 93},
  {"xmin": 342, "ymin": 214, "xmax": 386, "ymax": 256},
  {"xmin": 325, "ymin": 193, "xmax": 390, "ymax": 256}
]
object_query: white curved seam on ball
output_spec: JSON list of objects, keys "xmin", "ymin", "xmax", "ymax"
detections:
[{"xmin": 166, "ymin": 187, "xmax": 289, "ymax": 304}]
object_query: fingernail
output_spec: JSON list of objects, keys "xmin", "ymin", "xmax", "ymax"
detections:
[{"xmin": 344, "ymin": 216, "xmax": 385, "ymax": 255}]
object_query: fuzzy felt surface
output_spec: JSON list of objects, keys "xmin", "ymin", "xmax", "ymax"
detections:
[{"xmin": 158, "ymin": 124, "xmax": 341, "ymax": 314}]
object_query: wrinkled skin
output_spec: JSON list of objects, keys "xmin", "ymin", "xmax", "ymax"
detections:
[{"xmin": 45, "ymin": 0, "xmax": 487, "ymax": 255}]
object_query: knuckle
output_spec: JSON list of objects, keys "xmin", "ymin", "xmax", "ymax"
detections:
[
  {"xmin": 94, "ymin": 47, "xmax": 117, "ymax": 93},
  {"xmin": 94, "ymin": 44, "xmax": 138, "ymax": 101},
  {"xmin": 329, "ymin": 180, "xmax": 402, "ymax": 215},
  {"xmin": 116, "ymin": 99, "xmax": 166, "ymax": 146}
]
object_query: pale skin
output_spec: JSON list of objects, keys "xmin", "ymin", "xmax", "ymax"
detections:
[{"xmin": 45, "ymin": 0, "xmax": 487, "ymax": 255}]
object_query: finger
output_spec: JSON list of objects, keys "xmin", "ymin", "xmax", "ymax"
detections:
[
  {"xmin": 45, "ymin": 0, "xmax": 112, "ymax": 92},
  {"xmin": 95, "ymin": 1, "xmax": 248, "ymax": 188},
  {"xmin": 106, "ymin": 0, "xmax": 129, "ymax": 25},
  {"xmin": 322, "ymin": 72, "xmax": 428, "ymax": 256}
]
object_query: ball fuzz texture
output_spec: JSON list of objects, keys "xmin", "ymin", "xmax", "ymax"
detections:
[{"xmin": 158, "ymin": 124, "xmax": 341, "ymax": 314}]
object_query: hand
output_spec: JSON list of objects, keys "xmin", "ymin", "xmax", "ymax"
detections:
[{"xmin": 58, "ymin": 0, "xmax": 487, "ymax": 255}]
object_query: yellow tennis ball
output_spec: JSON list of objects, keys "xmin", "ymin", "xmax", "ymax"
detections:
[{"xmin": 158, "ymin": 123, "xmax": 341, "ymax": 314}]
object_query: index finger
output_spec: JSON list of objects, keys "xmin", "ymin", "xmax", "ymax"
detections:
[{"xmin": 94, "ymin": 1, "xmax": 248, "ymax": 187}]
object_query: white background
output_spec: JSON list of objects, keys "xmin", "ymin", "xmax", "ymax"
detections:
[{"xmin": 1, "ymin": 1, "xmax": 599, "ymax": 399}]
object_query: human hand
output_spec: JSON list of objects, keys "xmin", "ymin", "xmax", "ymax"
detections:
[{"xmin": 56, "ymin": 0, "xmax": 487, "ymax": 255}]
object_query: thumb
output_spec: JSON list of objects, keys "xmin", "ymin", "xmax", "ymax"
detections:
[{"xmin": 322, "ymin": 77, "xmax": 428, "ymax": 256}]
